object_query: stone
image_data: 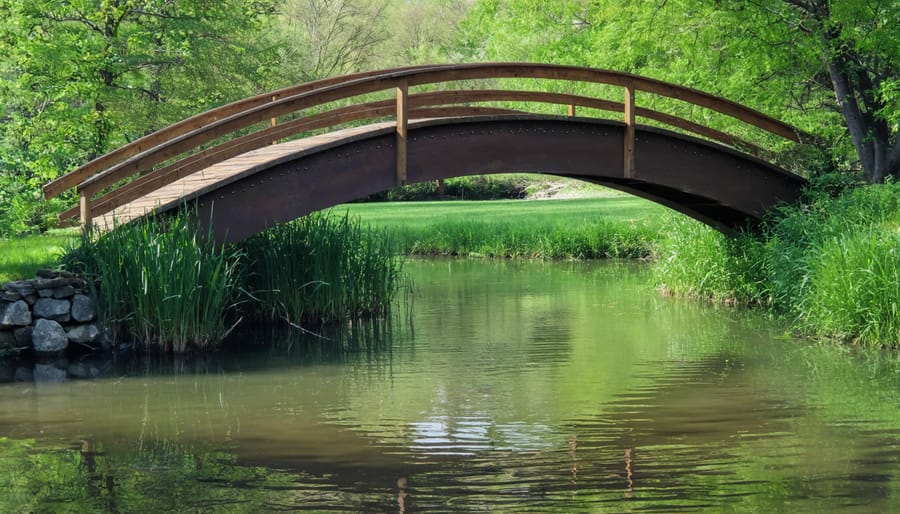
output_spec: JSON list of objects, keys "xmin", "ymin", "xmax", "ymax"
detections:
[
  {"xmin": 0, "ymin": 329, "xmax": 15, "ymax": 346},
  {"xmin": 68, "ymin": 362, "xmax": 100, "ymax": 379},
  {"xmin": 14, "ymin": 327, "xmax": 33, "ymax": 346},
  {"xmin": 0, "ymin": 300, "xmax": 31, "ymax": 327},
  {"xmin": 67, "ymin": 324, "xmax": 99, "ymax": 344},
  {"xmin": 52, "ymin": 285, "xmax": 77, "ymax": 299},
  {"xmin": 38, "ymin": 288, "xmax": 55, "ymax": 298},
  {"xmin": 37, "ymin": 269, "xmax": 76, "ymax": 279},
  {"xmin": 71, "ymin": 294, "xmax": 97, "ymax": 322},
  {"xmin": 14, "ymin": 367, "xmax": 33, "ymax": 382},
  {"xmin": 3, "ymin": 281, "xmax": 35, "ymax": 297},
  {"xmin": 33, "ymin": 277, "xmax": 81, "ymax": 290},
  {"xmin": 23, "ymin": 294, "xmax": 37, "ymax": 306},
  {"xmin": 32, "ymin": 319, "xmax": 68, "ymax": 353},
  {"xmin": 1, "ymin": 290, "xmax": 21, "ymax": 302},
  {"xmin": 33, "ymin": 298, "xmax": 71, "ymax": 322},
  {"xmin": 33, "ymin": 363, "xmax": 67, "ymax": 383}
]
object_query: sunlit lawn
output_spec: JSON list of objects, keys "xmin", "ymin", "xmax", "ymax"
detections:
[
  {"xmin": 332, "ymin": 196, "xmax": 667, "ymax": 229},
  {"xmin": 0, "ymin": 230, "xmax": 78, "ymax": 282}
]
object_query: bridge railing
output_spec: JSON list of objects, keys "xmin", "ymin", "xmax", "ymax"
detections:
[{"xmin": 43, "ymin": 63, "xmax": 806, "ymax": 227}]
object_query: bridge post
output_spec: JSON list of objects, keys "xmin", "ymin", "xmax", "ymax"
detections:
[
  {"xmin": 270, "ymin": 95, "xmax": 278, "ymax": 145},
  {"xmin": 567, "ymin": 104, "xmax": 576, "ymax": 117},
  {"xmin": 396, "ymin": 80, "xmax": 409, "ymax": 186},
  {"xmin": 624, "ymin": 85, "xmax": 636, "ymax": 178},
  {"xmin": 79, "ymin": 192, "xmax": 92, "ymax": 230}
]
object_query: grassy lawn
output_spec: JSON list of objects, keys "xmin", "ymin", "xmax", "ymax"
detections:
[
  {"xmin": 334, "ymin": 195, "xmax": 664, "ymax": 229},
  {"xmin": 330, "ymin": 196, "xmax": 669, "ymax": 258},
  {"xmin": 0, "ymin": 230, "xmax": 79, "ymax": 282}
]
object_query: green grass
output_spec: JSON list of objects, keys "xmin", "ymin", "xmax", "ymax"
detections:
[
  {"xmin": 241, "ymin": 212, "xmax": 404, "ymax": 324},
  {"xmin": 652, "ymin": 176, "xmax": 900, "ymax": 347},
  {"xmin": 0, "ymin": 229, "xmax": 78, "ymax": 282},
  {"xmin": 332, "ymin": 196, "xmax": 668, "ymax": 259}
]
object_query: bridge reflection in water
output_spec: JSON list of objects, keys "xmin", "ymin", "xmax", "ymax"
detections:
[{"xmin": 44, "ymin": 63, "xmax": 808, "ymax": 242}]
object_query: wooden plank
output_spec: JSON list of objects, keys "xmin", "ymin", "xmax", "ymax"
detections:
[
  {"xmin": 624, "ymin": 85, "xmax": 636, "ymax": 178},
  {"xmin": 396, "ymin": 80, "xmax": 408, "ymax": 186},
  {"xmin": 568, "ymin": 104, "xmax": 576, "ymax": 117}
]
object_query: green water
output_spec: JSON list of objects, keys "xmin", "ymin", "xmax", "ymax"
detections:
[{"xmin": 1, "ymin": 259, "xmax": 898, "ymax": 512}]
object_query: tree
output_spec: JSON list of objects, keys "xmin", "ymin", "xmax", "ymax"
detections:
[
  {"xmin": 0, "ymin": 0, "xmax": 278, "ymax": 234},
  {"xmin": 455, "ymin": 0, "xmax": 898, "ymax": 181},
  {"xmin": 777, "ymin": 0, "xmax": 898, "ymax": 182},
  {"xmin": 274, "ymin": 0, "xmax": 389, "ymax": 82}
]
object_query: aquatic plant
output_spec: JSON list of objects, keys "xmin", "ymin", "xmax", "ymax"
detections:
[
  {"xmin": 240, "ymin": 211, "xmax": 404, "ymax": 324},
  {"xmin": 60, "ymin": 213, "xmax": 245, "ymax": 353}
]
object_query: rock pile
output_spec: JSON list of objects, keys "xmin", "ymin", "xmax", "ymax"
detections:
[{"xmin": 0, "ymin": 270, "xmax": 100, "ymax": 353}]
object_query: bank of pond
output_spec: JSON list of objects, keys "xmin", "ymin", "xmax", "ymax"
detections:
[{"xmin": 2, "ymin": 175, "xmax": 897, "ymax": 354}]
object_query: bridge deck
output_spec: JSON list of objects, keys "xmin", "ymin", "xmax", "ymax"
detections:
[{"xmin": 96, "ymin": 123, "xmax": 393, "ymax": 230}]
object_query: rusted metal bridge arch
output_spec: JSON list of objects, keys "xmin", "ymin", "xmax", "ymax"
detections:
[{"xmin": 44, "ymin": 63, "xmax": 809, "ymax": 243}]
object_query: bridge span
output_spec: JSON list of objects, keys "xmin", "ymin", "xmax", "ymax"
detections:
[{"xmin": 44, "ymin": 63, "xmax": 809, "ymax": 242}]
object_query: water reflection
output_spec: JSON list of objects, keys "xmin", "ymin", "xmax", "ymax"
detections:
[{"xmin": 0, "ymin": 259, "xmax": 898, "ymax": 512}]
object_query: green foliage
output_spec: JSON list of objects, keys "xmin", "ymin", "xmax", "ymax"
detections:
[
  {"xmin": 241, "ymin": 212, "xmax": 404, "ymax": 324},
  {"xmin": 653, "ymin": 179, "xmax": 900, "ymax": 347},
  {"xmin": 60, "ymin": 214, "xmax": 245, "ymax": 353},
  {"xmin": 0, "ymin": 0, "xmax": 279, "ymax": 236},
  {"xmin": 455, "ymin": 0, "xmax": 898, "ymax": 178}
]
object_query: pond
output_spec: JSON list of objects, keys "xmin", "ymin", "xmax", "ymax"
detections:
[{"xmin": 1, "ymin": 259, "xmax": 898, "ymax": 512}]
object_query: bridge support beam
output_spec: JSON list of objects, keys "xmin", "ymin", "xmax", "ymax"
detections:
[
  {"xmin": 624, "ymin": 85, "xmax": 636, "ymax": 179},
  {"xmin": 79, "ymin": 192, "xmax": 92, "ymax": 230},
  {"xmin": 396, "ymin": 80, "xmax": 408, "ymax": 186}
]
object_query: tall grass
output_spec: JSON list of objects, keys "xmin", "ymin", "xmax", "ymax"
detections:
[
  {"xmin": 60, "ymin": 214, "xmax": 245, "ymax": 353},
  {"xmin": 241, "ymin": 212, "xmax": 404, "ymax": 324},
  {"xmin": 652, "ymin": 175, "xmax": 900, "ymax": 347}
]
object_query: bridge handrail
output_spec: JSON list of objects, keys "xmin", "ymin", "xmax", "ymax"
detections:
[
  {"xmin": 42, "ymin": 64, "xmax": 453, "ymax": 200},
  {"xmin": 57, "ymin": 88, "xmax": 770, "ymax": 224},
  {"xmin": 45, "ymin": 63, "xmax": 808, "ymax": 225}
]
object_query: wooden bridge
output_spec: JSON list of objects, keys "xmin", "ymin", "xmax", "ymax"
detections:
[{"xmin": 44, "ymin": 63, "xmax": 808, "ymax": 243}]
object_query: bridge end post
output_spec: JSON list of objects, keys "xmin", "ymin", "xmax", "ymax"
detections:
[
  {"xmin": 624, "ymin": 85, "xmax": 636, "ymax": 178},
  {"xmin": 396, "ymin": 80, "xmax": 409, "ymax": 186},
  {"xmin": 79, "ymin": 191, "xmax": 93, "ymax": 233}
]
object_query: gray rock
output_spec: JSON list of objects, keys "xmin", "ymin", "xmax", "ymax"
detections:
[
  {"xmin": 53, "ymin": 285, "xmax": 77, "ymax": 299},
  {"xmin": 37, "ymin": 269, "xmax": 76, "ymax": 279},
  {"xmin": 1, "ymin": 300, "xmax": 31, "ymax": 327},
  {"xmin": 4, "ymin": 281, "xmax": 35, "ymax": 297},
  {"xmin": 14, "ymin": 367, "xmax": 33, "ymax": 382},
  {"xmin": 68, "ymin": 362, "xmax": 100, "ymax": 379},
  {"xmin": 33, "ymin": 298, "xmax": 71, "ymax": 322},
  {"xmin": 33, "ymin": 363, "xmax": 67, "ymax": 383},
  {"xmin": 67, "ymin": 324, "xmax": 99, "ymax": 343},
  {"xmin": 23, "ymin": 294, "xmax": 37, "ymax": 306},
  {"xmin": 0, "ymin": 329, "xmax": 15, "ymax": 346},
  {"xmin": 38, "ymin": 288, "xmax": 55, "ymax": 298},
  {"xmin": 32, "ymin": 319, "xmax": 68, "ymax": 353},
  {"xmin": 1, "ymin": 290, "xmax": 21, "ymax": 302},
  {"xmin": 14, "ymin": 327, "xmax": 33, "ymax": 346},
  {"xmin": 71, "ymin": 294, "xmax": 96, "ymax": 322},
  {"xmin": 33, "ymin": 277, "xmax": 81, "ymax": 290}
]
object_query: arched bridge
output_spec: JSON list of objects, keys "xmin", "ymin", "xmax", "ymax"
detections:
[{"xmin": 44, "ymin": 63, "xmax": 809, "ymax": 243}]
